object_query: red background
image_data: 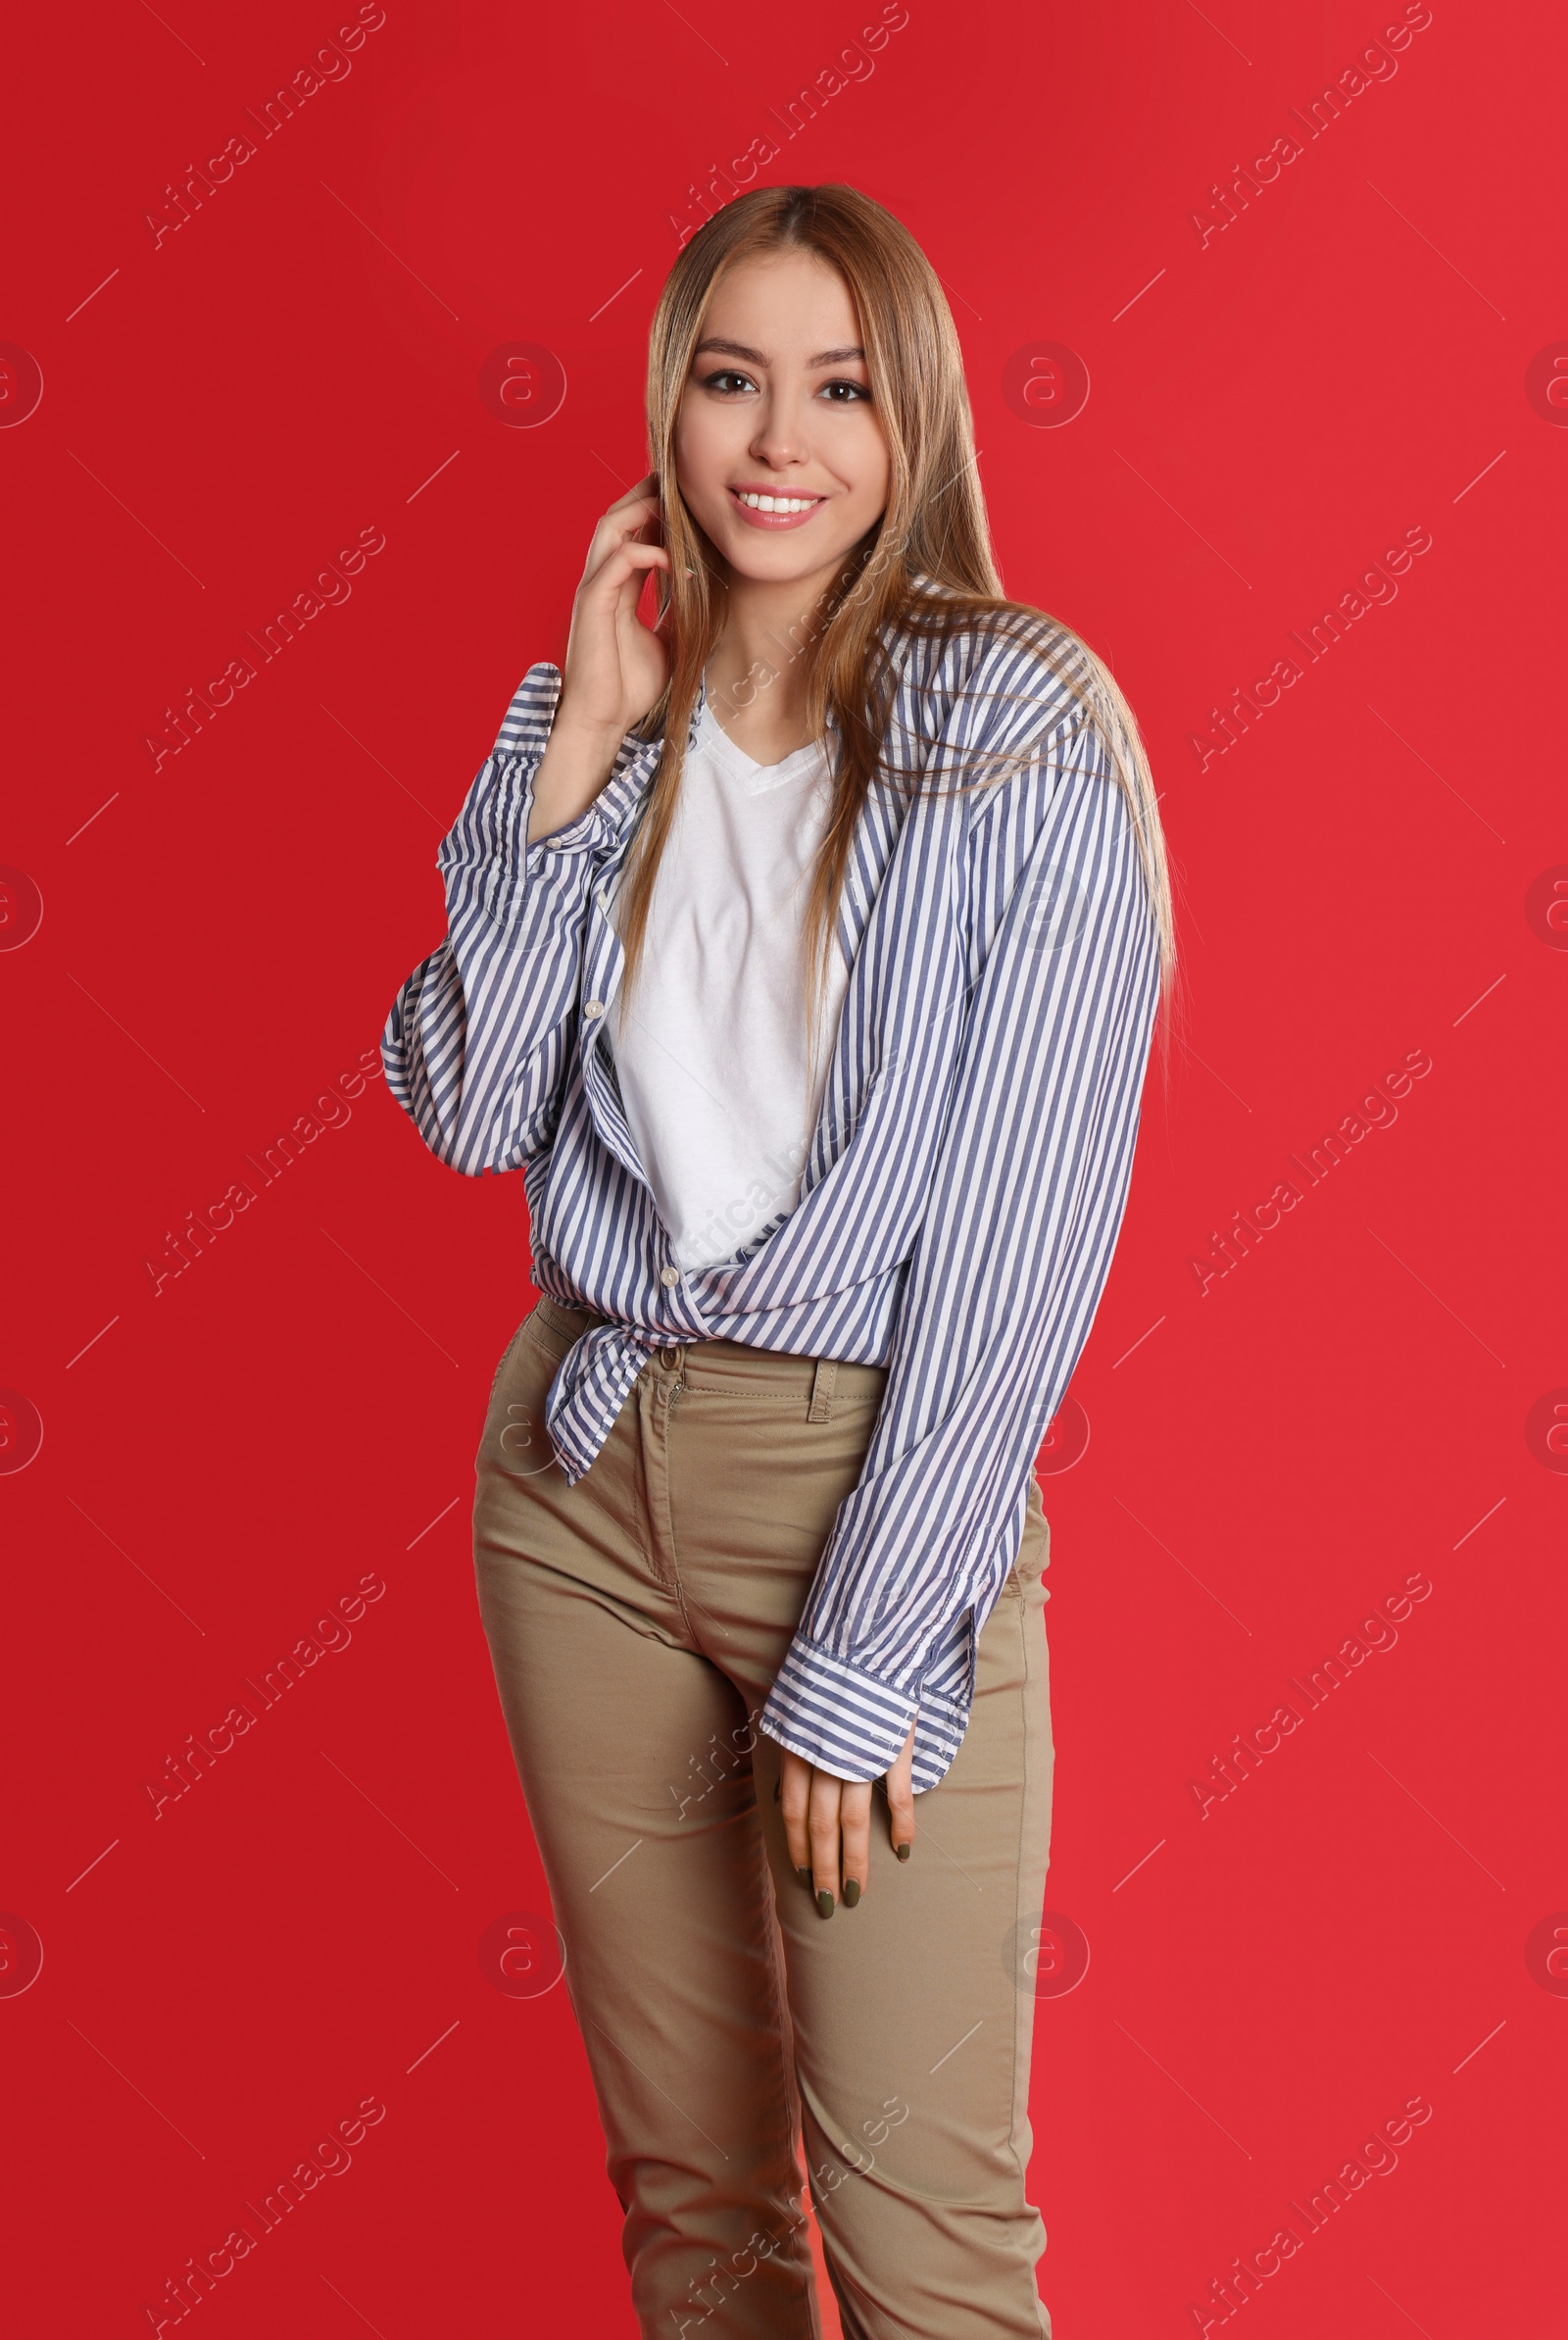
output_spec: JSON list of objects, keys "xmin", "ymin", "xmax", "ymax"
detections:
[{"xmin": 3, "ymin": 0, "xmax": 1562, "ymax": 2331}]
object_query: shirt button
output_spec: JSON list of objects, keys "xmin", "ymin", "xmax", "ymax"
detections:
[
  {"xmin": 660, "ymin": 1267, "xmax": 680, "ymax": 1287},
  {"xmin": 583, "ymin": 999, "xmax": 605, "ymax": 1019}
]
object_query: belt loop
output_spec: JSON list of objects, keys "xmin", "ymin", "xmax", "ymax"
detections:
[{"xmin": 808, "ymin": 1357, "xmax": 837, "ymax": 1422}]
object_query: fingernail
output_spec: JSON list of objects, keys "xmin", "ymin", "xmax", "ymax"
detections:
[
  {"xmin": 896, "ymin": 1842, "xmax": 911, "ymax": 1862},
  {"xmin": 816, "ymin": 1890, "xmax": 835, "ymax": 1920},
  {"xmin": 798, "ymin": 1867, "xmax": 812, "ymax": 1888},
  {"xmin": 843, "ymin": 1877, "xmax": 861, "ymax": 1908}
]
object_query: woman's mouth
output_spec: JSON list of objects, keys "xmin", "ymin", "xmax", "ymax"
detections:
[{"xmin": 726, "ymin": 485, "xmax": 827, "ymax": 530}]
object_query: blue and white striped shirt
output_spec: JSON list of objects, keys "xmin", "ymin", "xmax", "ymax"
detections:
[{"xmin": 382, "ymin": 603, "xmax": 1161, "ymax": 1791}]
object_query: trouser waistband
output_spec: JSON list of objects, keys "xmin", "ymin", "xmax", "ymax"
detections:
[{"xmin": 529, "ymin": 1295, "xmax": 887, "ymax": 1414}]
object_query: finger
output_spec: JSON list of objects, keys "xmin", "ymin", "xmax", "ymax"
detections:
[
  {"xmin": 583, "ymin": 542, "xmax": 671, "ymax": 603},
  {"xmin": 886, "ymin": 1722, "xmax": 917, "ymax": 1862},
  {"xmin": 840, "ymin": 1782, "xmax": 871, "ymax": 1907},
  {"xmin": 609, "ymin": 492, "xmax": 662, "ymax": 540},
  {"xmin": 595, "ymin": 480, "xmax": 662, "ymax": 539},
  {"xmin": 886, "ymin": 1770, "xmax": 915, "ymax": 1861},
  {"xmin": 583, "ymin": 514, "xmax": 662, "ymax": 579},
  {"xmin": 808, "ymin": 1772, "xmax": 842, "ymax": 1917},
  {"xmin": 601, "ymin": 471, "xmax": 660, "ymax": 515},
  {"xmin": 580, "ymin": 488, "xmax": 662, "ymax": 578},
  {"xmin": 780, "ymin": 1751, "xmax": 811, "ymax": 1877}
]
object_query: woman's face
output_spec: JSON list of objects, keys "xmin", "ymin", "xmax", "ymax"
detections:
[{"xmin": 672, "ymin": 249, "xmax": 892, "ymax": 592}]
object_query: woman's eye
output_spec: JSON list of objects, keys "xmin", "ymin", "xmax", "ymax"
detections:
[
  {"xmin": 818, "ymin": 379, "xmax": 871, "ymax": 403},
  {"xmin": 701, "ymin": 370, "xmax": 756, "ymax": 395}
]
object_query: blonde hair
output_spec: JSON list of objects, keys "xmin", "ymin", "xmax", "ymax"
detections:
[{"xmin": 618, "ymin": 181, "xmax": 1178, "ymax": 1089}]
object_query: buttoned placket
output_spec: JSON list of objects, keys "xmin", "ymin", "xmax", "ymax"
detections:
[{"xmin": 570, "ymin": 809, "xmax": 710, "ymax": 1347}]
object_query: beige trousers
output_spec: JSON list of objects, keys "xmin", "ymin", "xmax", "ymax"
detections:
[{"xmin": 473, "ymin": 1296, "xmax": 1055, "ymax": 2339}]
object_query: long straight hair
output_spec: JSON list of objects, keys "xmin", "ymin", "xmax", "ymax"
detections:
[{"xmin": 616, "ymin": 182, "xmax": 1178, "ymax": 1093}]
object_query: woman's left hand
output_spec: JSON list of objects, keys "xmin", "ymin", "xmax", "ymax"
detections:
[{"xmin": 780, "ymin": 1721, "xmax": 916, "ymax": 1917}]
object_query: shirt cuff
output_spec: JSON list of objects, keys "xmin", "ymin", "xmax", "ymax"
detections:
[
  {"xmin": 530, "ymin": 793, "xmax": 605, "ymax": 855},
  {"xmin": 492, "ymin": 659, "xmax": 660, "ymax": 858},
  {"xmin": 760, "ymin": 1638, "xmax": 969, "ymax": 1790},
  {"xmin": 437, "ymin": 747, "xmax": 585, "ymax": 939}
]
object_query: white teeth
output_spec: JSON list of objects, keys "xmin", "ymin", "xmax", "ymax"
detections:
[{"xmin": 736, "ymin": 491, "xmax": 817, "ymax": 514}]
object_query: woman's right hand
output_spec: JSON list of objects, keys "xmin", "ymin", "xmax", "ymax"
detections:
[
  {"xmin": 557, "ymin": 473, "xmax": 673, "ymax": 742},
  {"xmin": 527, "ymin": 477, "xmax": 673, "ymax": 845}
]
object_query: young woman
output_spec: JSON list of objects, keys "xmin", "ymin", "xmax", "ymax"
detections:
[{"xmin": 384, "ymin": 182, "xmax": 1174, "ymax": 2340}]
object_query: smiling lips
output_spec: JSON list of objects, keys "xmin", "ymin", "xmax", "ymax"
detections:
[{"xmin": 727, "ymin": 485, "xmax": 826, "ymax": 530}]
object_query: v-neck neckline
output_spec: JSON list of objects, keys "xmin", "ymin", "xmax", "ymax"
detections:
[{"xmin": 696, "ymin": 693, "xmax": 829, "ymax": 794}]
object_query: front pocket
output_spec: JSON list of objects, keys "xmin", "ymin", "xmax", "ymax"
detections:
[
  {"xmin": 517, "ymin": 1314, "xmax": 572, "ymax": 1371},
  {"xmin": 478, "ymin": 1313, "xmax": 566, "ymax": 1479},
  {"xmin": 488, "ymin": 1323, "xmax": 527, "ymax": 1402}
]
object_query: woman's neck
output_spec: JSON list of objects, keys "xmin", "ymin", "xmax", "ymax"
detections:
[{"xmin": 703, "ymin": 567, "xmax": 836, "ymax": 764}]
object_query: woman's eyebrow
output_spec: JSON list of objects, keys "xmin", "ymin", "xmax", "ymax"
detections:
[{"xmin": 691, "ymin": 337, "xmax": 867, "ymax": 368}]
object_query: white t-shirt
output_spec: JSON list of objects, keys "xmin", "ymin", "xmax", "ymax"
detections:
[{"xmin": 605, "ymin": 694, "xmax": 849, "ymax": 1272}]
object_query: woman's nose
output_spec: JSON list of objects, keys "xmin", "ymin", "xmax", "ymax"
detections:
[{"xmin": 748, "ymin": 395, "xmax": 809, "ymax": 470}]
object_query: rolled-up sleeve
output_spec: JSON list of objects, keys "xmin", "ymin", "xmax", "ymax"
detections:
[
  {"xmin": 381, "ymin": 662, "xmax": 658, "ymax": 1175},
  {"xmin": 760, "ymin": 709, "xmax": 1162, "ymax": 1790}
]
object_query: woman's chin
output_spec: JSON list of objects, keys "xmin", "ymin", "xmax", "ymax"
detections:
[{"xmin": 710, "ymin": 531, "xmax": 863, "ymax": 590}]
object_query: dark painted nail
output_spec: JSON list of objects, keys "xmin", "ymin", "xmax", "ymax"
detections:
[
  {"xmin": 816, "ymin": 1889, "xmax": 835, "ymax": 1920},
  {"xmin": 798, "ymin": 1867, "xmax": 812, "ymax": 1888},
  {"xmin": 843, "ymin": 1877, "xmax": 861, "ymax": 1908},
  {"xmin": 896, "ymin": 1842, "xmax": 911, "ymax": 1862}
]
